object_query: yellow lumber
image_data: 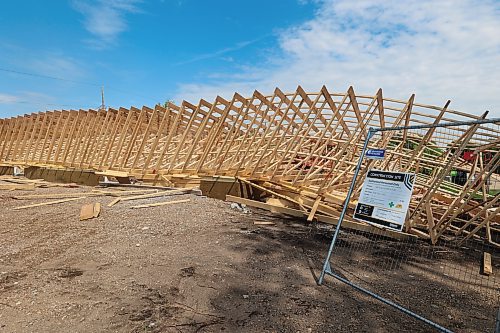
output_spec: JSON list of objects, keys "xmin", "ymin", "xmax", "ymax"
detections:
[
  {"xmin": 109, "ymin": 189, "xmax": 191, "ymax": 207},
  {"xmin": 14, "ymin": 189, "xmax": 157, "ymax": 200},
  {"xmin": 130, "ymin": 198, "xmax": 190, "ymax": 209},
  {"xmin": 107, "ymin": 198, "xmax": 121, "ymax": 207},
  {"xmin": 483, "ymin": 252, "xmax": 492, "ymax": 275},
  {"xmin": 13, "ymin": 197, "xmax": 83, "ymax": 210},
  {"xmin": 93, "ymin": 202, "xmax": 101, "ymax": 218},
  {"xmin": 95, "ymin": 170, "xmax": 129, "ymax": 178},
  {"xmin": 0, "ymin": 183, "xmax": 35, "ymax": 191},
  {"xmin": 80, "ymin": 204, "xmax": 94, "ymax": 220},
  {"xmin": 254, "ymin": 221, "xmax": 276, "ymax": 225},
  {"xmin": 80, "ymin": 202, "xmax": 101, "ymax": 220}
]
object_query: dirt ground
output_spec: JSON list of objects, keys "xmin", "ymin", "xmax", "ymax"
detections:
[{"xmin": 0, "ymin": 185, "xmax": 498, "ymax": 333}]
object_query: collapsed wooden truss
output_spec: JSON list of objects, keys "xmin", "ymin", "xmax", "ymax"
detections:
[{"xmin": 0, "ymin": 86, "xmax": 498, "ymax": 245}]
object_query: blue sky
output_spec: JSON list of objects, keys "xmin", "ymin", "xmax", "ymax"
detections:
[
  {"xmin": 0, "ymin": 0, "xmax": 313, "ymax": 116},
  {"xmin": 1, "ymin": 0, "xmax": 499, "ymax": 118}
]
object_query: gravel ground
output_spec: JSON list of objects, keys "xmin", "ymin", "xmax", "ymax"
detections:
[{"xmin": 0, "ymin": 184, "xmax": 498, "ymax": 333}]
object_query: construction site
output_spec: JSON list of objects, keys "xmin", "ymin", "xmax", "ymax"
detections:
[{"xmin": 0, "ymin": 85, "xmax": 498, "ymax": 332}]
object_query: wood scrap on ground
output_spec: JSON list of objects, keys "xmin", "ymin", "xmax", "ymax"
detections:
[
  {"xmin": 254, "ymin": 221, "xmax": 276, "ymax": 225},
  {"xmin": 13, "ymin": 189, "xmax": 158, "ymax": 200},
  {"xmin": 483, "ymin": 252, "xmax": 493, "ymax": 275},
  {"xmin": 99, "ymin": 181, "xmax": 174, "ymax": 190},
  {"xmin": 108, "ymin": 188, "xmax": 193, "ymax": 207},
  {"xmin": 0, "ymin": 176, "xmax": 79, "ymax": 189},
  {"xmin": 130, "ymin": 198, "xmax": 190, "ymax": 209},
  {"xmin": 13, "ymin": 197, "xmax": 83, "ymax": 210},
  {"xmin": 0, "ymin": 183, "xmax": 35, "ymax": 191},
  {"xmin": 80, "ymin": 203, "xmax": 101, "ymax": 221}
]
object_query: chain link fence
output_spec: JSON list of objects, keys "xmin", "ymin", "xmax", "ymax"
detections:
[{"xmin": 319, "ymin": 118, "xmax": 500, "ymax": 332}]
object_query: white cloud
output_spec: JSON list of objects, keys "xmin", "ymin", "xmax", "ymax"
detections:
[
  {"xmin": 0, "ymin": 91, "xmax": 59, "ymax": 116},
  {"xmin": 0, "ymin": 91, "xmax": 55, "ymax": 106},
  {"xmin": 175, "ymin": 0, "xmax": 500, "ymax": 117},
  {"xmin": 175, "ymin": 38, "xmax": 264, "ymax": 66},
  {"xmin": 0, "ymin": 93, "xmax": 19, "ymax": 104},
  {"xmin": 73, "ymin": 0, "xmax": 142, "ymax": 48},
  {"xmin": 29, "ymin": 54, "xmax": 85, "ymax": 80}
]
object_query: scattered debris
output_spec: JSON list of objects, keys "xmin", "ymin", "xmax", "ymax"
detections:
[
  {"xmin": 14, "ymin": 189, "xmax": 157, "ymax": 200},
  {"xmin": 93, "ymin": 203, "xmax": 101, "ymax": 218},
  {"xmin": 180, "ymin": 266, "xmax": 195, "ymax": 277},
  {"xmin": 0, "ymin": 182, "xmax": 35, "ymax": 191},
  {"xmin": 230, "ymin": 202, "xmax": 250, "ymax": 214},
  {"xmin": 0, "ymin": 176, "xmax": 79, "ymax": 189},
  {"xmin": 107, "ymin": 188, "xmax": 193, "ymax": 207},
  {"xmin": 13, "ymin": 197, "xmax": 84, "ymax": 210},
  {"xmin": 80, "ymin": 203, "xmax": 101, "ymax": 221},
  {"xmin": 253, "ymin": 221, "xmax": 276, "ymax": 226},
  {"xmin": 56, "ymin": 267, "xmax": 84, "ymax": 278},
  {"xmin": 130, "ymin": 199, "xmax": 190, "ymax": 209},
  {"xmin": 99, "ymin": 180, "xmax": 174, "ymax": 190},
  {"xmin": 483, "ymin": 252, "xmax": 493, "ymax": 275}
]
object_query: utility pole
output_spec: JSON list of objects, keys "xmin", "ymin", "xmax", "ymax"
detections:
[{"xmin": 100, "ymin": 86, "xmax": 106, "ymax": 111}]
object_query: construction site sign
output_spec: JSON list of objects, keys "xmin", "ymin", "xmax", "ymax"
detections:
[
  {"xmin": 365, "ymin": 149, "xmax": 386, "ymax": 160},
  {"xmin": 354, "ymin": 170, "xmax": 415, "ymax": 232}
]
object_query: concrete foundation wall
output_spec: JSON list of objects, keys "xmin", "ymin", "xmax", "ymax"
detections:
[
  {"xmin": 0, "ymin": 166, "xmax": 14, "ymax": 176},
  {"xmin": 200, "ymin": 176, "xmax": 263, "ymax": 201},
  {"xmin": 24, "ymin": 167, "xmax": 101, "ymax": 186}
]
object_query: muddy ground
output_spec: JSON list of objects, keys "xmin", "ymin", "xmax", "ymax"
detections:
[{"xmin": 0, "ymin": 185, "xmax": 498, "ymax": 332}]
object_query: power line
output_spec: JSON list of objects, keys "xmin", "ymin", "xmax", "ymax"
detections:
[
  {"xmin": 0, "ymin": 67, "xmax": 100, "ymax": 86},
  {"xmin": 0, "ymin": 101, "xmax": 102, "ymax": 116},
  {"xmin": 0, "ymin": 67, "xmax": 167, "ymax": 102},
  {"xmin": 5, "ymin": 100, "xmax": 92, "ymax": 108}
]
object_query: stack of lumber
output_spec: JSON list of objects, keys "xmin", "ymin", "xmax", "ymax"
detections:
[
  {"xmin": 0, "ymin": 175, "xmax": 78, "ymax": 190},
  {"xmin": 0, "ymin": 85, "xmax": 498, "ymax": 245}
]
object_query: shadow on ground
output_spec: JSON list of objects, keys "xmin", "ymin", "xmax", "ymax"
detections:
[{"xmin": 177, "ymin": 211, "xmax": 499, "ymax": 333}]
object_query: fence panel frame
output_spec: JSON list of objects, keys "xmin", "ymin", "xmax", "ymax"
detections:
[{"xmin": 318, "ymin": 117, "xmax": 500, "ymax": 333}]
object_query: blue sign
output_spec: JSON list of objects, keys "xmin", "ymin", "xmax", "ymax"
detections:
[{"xmin": 365, "ymin": 149, "xmax": 385, "ymax": 160}]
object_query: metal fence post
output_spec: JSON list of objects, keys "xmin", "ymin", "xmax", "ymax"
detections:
[
  {"xmin": 495, "ymin": 307, "xmax": 500, "ymax": 333},
  {"xmin": 318, "ymin": 128, "xmax": 374, "ymax": 285}
]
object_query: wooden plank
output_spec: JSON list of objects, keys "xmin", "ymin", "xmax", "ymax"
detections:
[
  {"xmin": 130, "ymin": 198, "xmax": 190, "ymax": 209},
  {"xmin": 237, "ymin": 177, "xmax": 306, "ymax": 210},
  {"xmin": 0, "ymin": 183, "xmax": 35, "ymax": 191},
  {"xmin": 93, "ymin": 202, "xmax": 101, "ymax": 218},
  {"xmin": 142, "ymin": 105, "xmax": 170, "ymax": 172},
  {"xmin": 254, "ymin": 221, "xmax": 276, "ymax": 225},
  {"xmin": 107, "ymin": 197, "xmax": 121, "ymax": 207},
  {"xmin": 109, "ymin": 107, "xmax": 134, "ymax": 168},
  {"xmin": 79, "ymin": 202, "xmax": 101, "ymax": 220},
  {"xmin": 79, "ymin": 110, "xmax": 102, "ymax": 168},
  {"xmin": 80, "ymin": 203, "xmax": 96, "ymax": 220},
  {"xmin": 95, "ymin": 170, "xmax": 130, "ymax": 178},
  {"xmin": 108, "ymin": 188, "xmax": 192, "ymax": 206},
  {"xmin": 226, "ymin": 194, "xmax": 304, "ymax": 217},
  {"xmin": 117, "ymin": 188, "xmax": 190, "ymax": 201},
  {"xmin": 14, "ymin": 189, "xmax": 157, "ymax": 200},
  {"xmin": 68, "ymin": 110, "xmax": 92, "ymax": 166},
  {"xmin": 13, "ymin": 197, "xmax": 83, "ymax": 210},
  {"xmin": 483, "ymin": 252, "xmax": 492, "ymax": 275},
  {"xmin": 307, "ymin": 196, "xmax": 322, "ymax": 222}
]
